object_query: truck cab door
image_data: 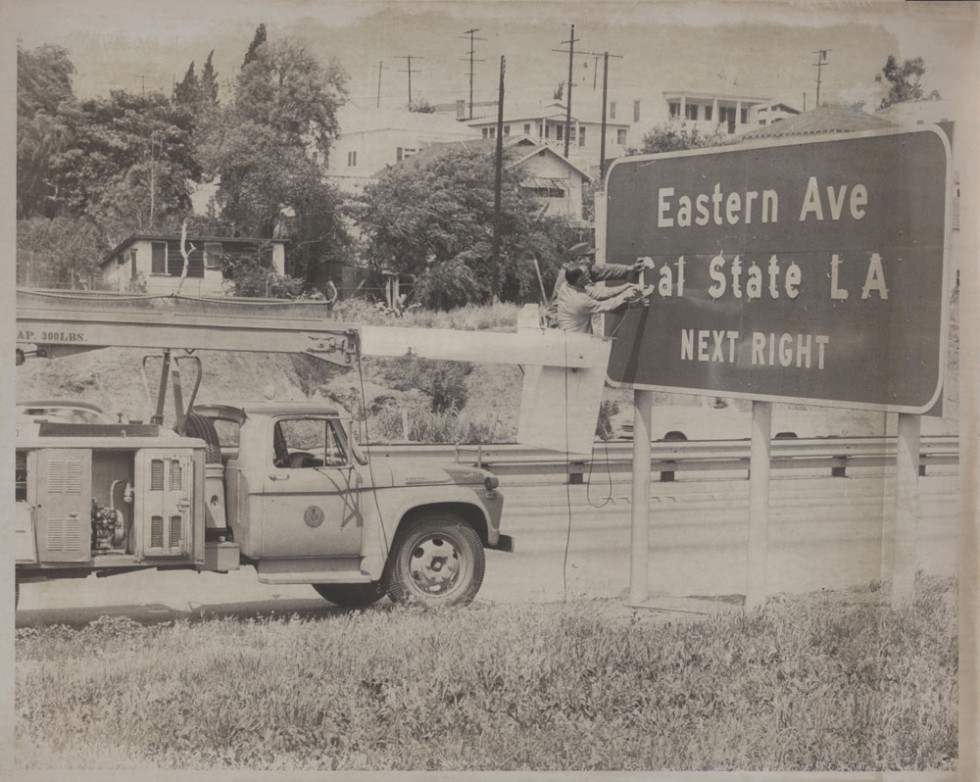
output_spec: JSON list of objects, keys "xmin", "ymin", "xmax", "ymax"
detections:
[{"xmin": 258, "ymin": 417, "xmax": 363, "ymax": 558}]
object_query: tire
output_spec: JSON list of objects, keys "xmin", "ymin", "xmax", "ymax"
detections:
[
  {"xmin": 385, "ymin": 514, "xmax": 485, "ymax": 607},
  {"xmin": 182, "ymin": 412, "xmax": 222, "ymax": 464},
  {"xmin": 312, "ymin": 582, "xmax": 385, "ymax": 608}
]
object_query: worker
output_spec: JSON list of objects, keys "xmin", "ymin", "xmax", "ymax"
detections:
[{"xmin": 550, "ymin": 243, "xmax": 654, "ymax": 333}]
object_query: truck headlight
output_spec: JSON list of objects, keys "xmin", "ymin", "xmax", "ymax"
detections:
[{"xmin": 484, "ymin": 475, "xmax": 499, "ymax": 491}]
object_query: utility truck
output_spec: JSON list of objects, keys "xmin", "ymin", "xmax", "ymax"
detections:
[{"xmin": 14, "ymin": 289, "xmax": 611, "ymax": 609}]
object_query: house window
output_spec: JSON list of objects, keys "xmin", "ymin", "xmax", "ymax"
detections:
[
  {"xmin": 669, "ymin": 101, "xmax": 680, "ymax": 119},
  {"xmin": 204, "ymin": 242, "xmax": 223, "ymax": 270},
  {"xmin": 481, "ymin": 128, "xmax": 489, "ymax": 139},
  {"xmin": 704, "ymin": 104, "xmax": 713, "ymax": 122},
  {"xmin": 609, "ymin": 101, "xmax": 616, "ymax": 119},
  {"xmin": 347, "ymin": 150, "xmax": 357, "ymax": 167},
  {"xmin": 504, "ymin": 125, "xmax": 510, "ymax": 136},
  {"xmin": 685, "ymin": 103, "xmax": 698, "ymax": 121},
  {"xmin": 523, "ymin": 123, "xmax": 531, "ymax": 135},
  {"xmin": 741, "ymin": 108, "xmax": 748, "ymax": 124},
  {"xmin": 544, "ymin": 124, "xmax": 549, "ymax": 139},
  {"xmin": 488, "ymin": 127, "xmax": 495, "ymax": 139},
  {"xmin": 616, "ymin": 128, "xmax": 627, "ymax": 145},
  {"xmin": 556, "ymin": 124, "xmax": 563, "ymax": 141},
  {"xmin": 569, "ymin": 127, "xmax": 576, "ymax": 142},
  {"xmin": 151, "ymin": 241, "xmax": 167, "ymax": 275},
  {"xmin": 633, "ymin": 100, "xmax": 640, "ymax": 122},
  {"xmin": 130, "ymin": 249, "xmax": 137, "ymax": 279},
  {"xmin": 578, "ymin": 127, "xmax": 586, "ymax": 147}
]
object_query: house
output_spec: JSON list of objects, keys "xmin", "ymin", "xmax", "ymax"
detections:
[
  {"xmin": 400, "ymin": 135, "xmax": 592, "ymax": 225},
  {"xmin": 100, "ymin": 234, "xmax": 287, "ymax": 296},
  {"xmin": 662, "ymin": 91, "xmax": 773, "ymax": 136},
  {"xmin": 327, "ymin": 107, "xmax": 482, "ymax": 194},
  {"xmin": 754, "ymin": 102, "xmax": 802, "ymax": 126},
  {"xmin": 464, "ymin": 100, "xmax": 631, "ymax": 178}
]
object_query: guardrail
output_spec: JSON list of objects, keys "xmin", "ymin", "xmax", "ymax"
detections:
[{"xmin": 366, "ymin": 436, "xmax": 960, "ymax": 483}]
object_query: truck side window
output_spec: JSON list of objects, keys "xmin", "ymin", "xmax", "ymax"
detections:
[{"xmin": 273, "ymin": 418, "xmax": 348, "ymax": 469}]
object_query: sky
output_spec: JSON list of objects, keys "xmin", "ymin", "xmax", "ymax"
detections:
[{"xmin": 6, "ymin": 0, "xmax": 978, "ymax": 119}]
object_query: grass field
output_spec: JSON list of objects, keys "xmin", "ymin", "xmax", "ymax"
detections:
[{"xmin": 15, "ymin": 576, "xmax": 957, "ymax": 772}]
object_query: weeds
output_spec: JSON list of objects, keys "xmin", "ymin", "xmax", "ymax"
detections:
[{"xmin": 16, "ymin": 577, "xmax": 957, "ymax": 771}]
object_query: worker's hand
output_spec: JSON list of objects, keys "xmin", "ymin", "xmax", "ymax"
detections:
[
  {"xmin": 625, "ymin": 285, "xmax": 645, "ymax": 302},
  {"xmin": 633, "ymin": 257, "xmax": 655, "ymax": 272}
]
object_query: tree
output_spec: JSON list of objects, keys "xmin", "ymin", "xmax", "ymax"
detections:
[
  {"xmin": 635, "ymin": 122, "xmax": 728, "ymax": 155},
  {"xmin": 200, "ymin": 50, "xmax": 219, "ymax": 106},
  {"xmin": 52, "ymin": 90, "xmax": 201, "ymax": 244},
  {"xmin": 198, "ymin": 32, "xmax": 352, "ymax": 294},
  {"xmin": 356, "ymin": 145, "xmax": 580, "ymax": 308},
  {"xmin": 242, "ymin": 23, "xmax": 267, "ymax": 69},
  {"xmin": 17, "ymin": 216, "xmax": 103, "ymax": 289},
  {"xmin": 234, "ymin": 37, "xmax": 348, "ymax": 158},
  {"xmin": 17, "ymin": 44, "xmax": 78, "ymax": 218},
  {"xmin": 876, "ymin": 55, "xmax": 939, "ymax": 108},
  {"xmin": 173, "ymin": 61, "xmax": 200, "ymax": 109}
]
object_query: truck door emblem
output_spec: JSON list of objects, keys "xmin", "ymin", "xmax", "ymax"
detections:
[{"xmin": 304, "ymin": 505, "xmax": 325, "ymax": 529}]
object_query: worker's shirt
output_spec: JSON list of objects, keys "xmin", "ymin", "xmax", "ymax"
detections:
[
  {"xmin": 551, "ymin": 262, "xmax": 638, "ymax": 333},
  {"xmin": 554, "ymin": 282, "xmax": 638, "ymax": 333}
]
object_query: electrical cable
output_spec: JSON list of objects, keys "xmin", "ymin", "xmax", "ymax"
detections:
[
  {"xmin": 354, "ymin": 344, "xmax": 391, "ymax": 559},
  {"xmin": 585, "ymin": 435, "xmax": 615, "ymax": 509},
  {"xmin": 561, "ymin": 328, "xmax": 573, "ymax": 597}
]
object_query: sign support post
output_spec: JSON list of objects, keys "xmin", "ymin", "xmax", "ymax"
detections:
[
  {"xmin": 746, "ymin": 400, "xmax": 772, "ymax": 610},
  {"xmin": 886, "ymin": 412, "xmax": 920, "ymax": 607},
  {"xmin": 629, "ymin": 389, "xmax": 653, "ymax": 605}
]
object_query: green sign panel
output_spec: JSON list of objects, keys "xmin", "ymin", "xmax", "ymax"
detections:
[{"xmin": 603, "ymin": 128, "xmax": 950, "ymax": 412}]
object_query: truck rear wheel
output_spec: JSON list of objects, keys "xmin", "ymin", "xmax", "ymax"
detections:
[
  {"xmin": 385, "ymin": 514, "xmax": 484, "ymax": 607},
  {"xmin": 312, "ymin": 582, "xmax": 385, "ymax": 608}
]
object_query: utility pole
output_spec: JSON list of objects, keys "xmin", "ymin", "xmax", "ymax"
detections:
[
  {"xmin": 491, "ymin": 56, "xmax": 505, "ymax": 301},
  {"xmin": 396, "ymin": 56, "xmax": 423, "ymax": 109},
  {"xmin": 376, "ymin": 60, "xmax": 384, "ymax": 108},
  {"xmin": 552, "ymin": 24, "xmax": 579, "ymax": 158},
  {"xmin": 569, "ymin": 47, "xmax": 623, "ymax": 180},
  {"xmin": 813, "ymin": 49, "xmax": 830, "ymax": 107},
  {"xmin": 460, "ymin": 28, "xmax": 486, "ymax": 120}
]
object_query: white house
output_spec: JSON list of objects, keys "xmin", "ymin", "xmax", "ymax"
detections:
[
  {"xmin": 100, "ymin": 234, "xmax": 287, "ymax": 295},
  {"xmin": 464, "ymin": 101, "xmax": 630, "ymax": 178},
  {"xmin": 327, "ymin": 107, "xmax": 481, "ymax": 194},
  {"xmin": 662, "ymin": 91, "xmax": 773, "ymax": 136}
]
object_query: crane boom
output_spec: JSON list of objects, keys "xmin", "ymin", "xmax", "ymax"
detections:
[{"xmin": 16, "ymin": 289, "xmax": 611, "ymax": 454}]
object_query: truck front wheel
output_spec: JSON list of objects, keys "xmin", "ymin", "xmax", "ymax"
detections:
[
  {"xmin": 386, "ymin": 515, "xmax": 485, "ymax": 607},
  {"xmin": 312, "ymin": 582, "xmax": 385, "ymax": 608}
]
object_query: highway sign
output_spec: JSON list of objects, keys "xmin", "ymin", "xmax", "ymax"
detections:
[{"xmin": 602, "ymin": 128, "xmax": 951, "ymax": 412}]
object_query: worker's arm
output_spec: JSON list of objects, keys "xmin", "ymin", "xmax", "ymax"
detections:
[
  {"xmin": 589, "ymin": 262, "xmax": 636, "ymax": 283},
  {"xmin": 584, "ymin": 285, "xmax": 645, "ymax": 314}
]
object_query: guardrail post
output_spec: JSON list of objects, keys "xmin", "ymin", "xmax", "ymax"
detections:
[
  {"xmin": 745, "ymin": 401, "xmax": 772, "ymax": 611},
  {"xmin": 629, "ymin": 389, "xmax": 654, "ymax": 605}
]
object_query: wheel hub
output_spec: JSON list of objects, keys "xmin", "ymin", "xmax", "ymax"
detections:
[{"xmin": 409, "ymin": 536, "xmax": 461, "ymax": 594}]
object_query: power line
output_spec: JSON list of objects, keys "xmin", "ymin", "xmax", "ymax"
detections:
[
  {"xmin": 396, "ymin": 55, "xmax": 424, "ymax": 109},
  {"xmin": 460, "ymin": 28, "xmax": 487, "ymax": 120}
]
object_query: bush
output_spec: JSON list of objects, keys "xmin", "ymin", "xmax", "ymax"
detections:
[
  {"xmin": 376, "ymin": 357, "xmax": 471, "ymax": 413},
  {"xmin": 373, "ymin": 406, "xmax": 497, "ymax": 444}
]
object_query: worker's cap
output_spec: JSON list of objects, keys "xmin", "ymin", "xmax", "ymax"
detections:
[{"xmin": 567, "ymin": 242, "xmax": 597, "ymax": 259}]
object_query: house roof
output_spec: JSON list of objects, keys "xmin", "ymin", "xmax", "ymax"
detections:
[
  {"xmin": 663, "ymin": 90, "xmax": 772, "ymax": 105},
  {"xmin": 101, "ymin": 234, "xmax": 286, "ymax": 266},
  {"xmin": 394, "ymin": 135, "xmax": 591, "ymax": 180},
  {"xmin": 337, "ymin": 106, "xmax": 479, "ymax": 137},
  {"xmin": 738, "ymin": 104, "xmax": 898, "ymax": 141},
  {"xmin": 467, "ymin": 100, "xmax": 630, "ymax": 129}
]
